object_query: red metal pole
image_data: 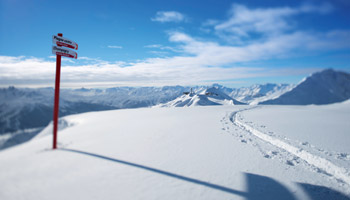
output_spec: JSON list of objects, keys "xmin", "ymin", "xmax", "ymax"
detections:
[{"xmin": 53, "ymin": 33, "xmax": 63, "ymax": 149}]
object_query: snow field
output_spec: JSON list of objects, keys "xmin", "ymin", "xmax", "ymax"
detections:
[
  {"xmin": 233, "ymin": 111, "xmax": 350, "ymax": 184},
  {"xmin": 0, "ymin": 106, "xmax": 349, "ymax": 199},
  {"xmin": 237, "ymin": 102, "xmax": 350, "ymax": 171},
  {"xmin": 223, "ymin": 103, "xmax": 350, "ymax": 196}
]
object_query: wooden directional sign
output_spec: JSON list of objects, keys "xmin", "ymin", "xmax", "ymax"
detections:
[
  {"xmin": 52, "ymin": 35, "xmax": 78, "ymax": 50},
  {"xmin": 52, "ymin": 46, "xmax": 78, "ymax": 59}
]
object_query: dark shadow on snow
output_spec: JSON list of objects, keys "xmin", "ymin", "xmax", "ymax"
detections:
[
  {"xmin": 245, "ymin": 173, "xmax": 296, "ymax": 200},
  {"xmin": 59, "ymin": 148, "xmax": 245, "ymax": 197},
  {"xmin": 298, "ymin": 183, "xmax": 350, "ymax": 200},
  {"xmin": 60, "ymin": 148, "xmax": 350, "ymax": 200}
]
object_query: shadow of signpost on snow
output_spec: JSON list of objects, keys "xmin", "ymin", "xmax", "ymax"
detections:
[
  {"xmin": 298, "ymin": 183, "xmax": 350, "ymax": 200},
  {"xmin": 59, "ymin": 148, "xmax": 350, "ymax": 200},
  {"xmin": 245, "ymin": 173, "xmax": 295, "ymax": 200},
  {"xmin": 59, "ymin": 148, "xmax": 246, "ymax": 197}
]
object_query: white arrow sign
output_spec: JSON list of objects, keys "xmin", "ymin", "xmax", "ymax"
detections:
[
  {"xmin": 52, "ymin": 46, "xmax": 78, "ymax": 59},
  {"xmin": 52, "ymin": 35, "xmax": 78, "ymax": 50}
]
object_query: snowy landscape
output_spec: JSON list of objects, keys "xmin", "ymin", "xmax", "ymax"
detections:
[
  {"xmin": 0, "ymin": 69, "xmax": 350, "ymax": 199},
  {"xmin": 2, "ymin": 0, "xmax": 350, "ymax": 198}
]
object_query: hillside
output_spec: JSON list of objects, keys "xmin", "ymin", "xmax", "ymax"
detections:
[
  {"xmin": 260, "ymin": 69, "xmax": 350, "ymax": 105},
  {"xmin": 0, "ymin": 106, "xmax": 349, "ymax": 199}
]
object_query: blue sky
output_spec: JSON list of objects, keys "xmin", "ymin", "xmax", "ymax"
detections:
[{"xmin": 0, "ymin": 0, "xmax": 349, "ymax": 88}]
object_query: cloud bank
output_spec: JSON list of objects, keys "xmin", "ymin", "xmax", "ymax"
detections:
[{"xmin": 1, "ymin": 3, "xmax": 349, "ymax": 88}]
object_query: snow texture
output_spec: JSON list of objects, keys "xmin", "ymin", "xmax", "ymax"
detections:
[
  {"xmin": 0, "ymin": 105, "xmax": 349, "ymax": 199},
  {"xmin": 233, "ymin": 108, "xmax": 350, "ymax": 185}
]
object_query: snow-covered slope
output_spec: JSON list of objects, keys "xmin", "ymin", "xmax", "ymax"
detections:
[
  {"xmin": 236, "ymin": 102, "xmax": 350, "ymax": 183},
  {"xmin": 260, "ymin": 69, "xmax": 350, "ymax": 105},
  {"xmin": 158, "ymin": 87, "xmax": 245, "ymax": 107},
  {"xmin": 0, "ymin": 106, "xmax": 349, "ymax": 199}
]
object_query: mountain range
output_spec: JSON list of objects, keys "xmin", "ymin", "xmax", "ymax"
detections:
[
  {"xmin": 1, "ymin": 69, "xmax": 349, "ymax": 142},
  {"xmin": 157, "ymin": 86, "xmax": 246, "ymax": 107}
]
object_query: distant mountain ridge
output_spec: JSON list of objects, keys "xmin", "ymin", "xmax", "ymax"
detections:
[
  {"xmin": 196, "ymin": 83, "xmax": 294, "ymax": 105},
  {"xmin": 260, "ymin": 69, "xmax": 350, "ymax": 105},
  {"xmin": 227, "ymin": 83, "xmax": 294, "ymax": 105},
  {"xmin": 157, "ymin": 86, "xmax": 245, "ymax": 107},
  {"xmin": 0, "ymin": 86, "xmax": 117, "ymax": 134},
  {"xmin": 2, "ymin": 68, "xmax": 349, "ymax": 137},
  {"xmin": 0, "ymin": 86, "xmax": 196, "ymax": 134},
  {"xmin": 0, "ymin": 83, "xmax": 288, "ymax": 135}
]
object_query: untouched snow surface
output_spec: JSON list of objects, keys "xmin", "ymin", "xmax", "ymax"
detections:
[{"xmin": 0, "ymin": 106, "xmax": 349, "ymax": 200}]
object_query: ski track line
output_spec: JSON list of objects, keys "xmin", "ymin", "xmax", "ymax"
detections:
[{"xmin": 230, "ymin": 109, "xmax": 350, "ymax": 185}]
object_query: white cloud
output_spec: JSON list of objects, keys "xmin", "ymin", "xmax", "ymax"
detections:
[
  {"xmin": 215, "ymin": 4, "xmax": 295, "ymax": 37},
  {"xmin": 144, "ymin": 44, "xmax": 178, "ymax": 52},
  {"xmin": 107, "ymin": 45, "xmax": 123, "ymax": 49},
  {"xmin": 151, "ymin": 11, "xmax": 186, "ymax": 23},
  {"xmin": 2, "ymin": 27, "xmax": 344, "ymax": 88},
  {"xmin": 78, "ymin": 56, "xmax": 104, "ymax": 62},
  {"xmin": 202, "ymin": 19, "xmax": 220, "ymax": 26},
  {"xmin": 167, "ymin": 30, "xmax": 350, "ymax": 65},
  {"xmin": 212, "ymin": 3, "xmax": 335, "ymax": 43},
  {"xmin": 0, "ymin": 55, "xmax": 266, "ymax": 88},
  {"xmin": 1, "ymin": 29, "xmax": 349, "ymax": 88},
  {"xmin": 147, "ymin": 51, "xmax": 169, "ymax": 56},
  {"xmin": 300, "ymin": 2, "xmax": 334, "ymax": 14},
  {"xmin": 1, "ymin": 3, "xmax": 348, "ymax": 88},
  {"xmin": 144, "ymin": 44, "xmax": 162, "ymax": 48}
]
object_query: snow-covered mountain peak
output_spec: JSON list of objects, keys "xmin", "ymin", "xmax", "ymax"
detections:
[
  {"xmin": 157, "ymin": 87, "xmax": 245, "ymax": 107},
  {"xmin": 260, "ymin": 69, "xmax": 350, "ymax": 105},
  {"xmin": 200, "ymin": 87, "xmax": 234, "ymax": 100}
]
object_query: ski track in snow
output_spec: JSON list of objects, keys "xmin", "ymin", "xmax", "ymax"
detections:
[{"xmin": 221, "ymin": 107, "xmax": 350, "ymax": 186}]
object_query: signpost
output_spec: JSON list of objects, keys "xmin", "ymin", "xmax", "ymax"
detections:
[
  {"xmin": 52, "ymin": 46, "xmax": 78, "ymax": 59},
  {"xmin": 52, "ymin": 33, "xmax": 78, "ymax": 149},
  {"xmin": 53, "ymin": 35, "xmax": 78, "ymax": 50}
]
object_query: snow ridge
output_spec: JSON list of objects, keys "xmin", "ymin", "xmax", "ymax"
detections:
[
  {"xmin": 231, "ymin": 109, "xmax": 350, "ymax": 185},
  {"xmin": 260, "ymin": 69, "xmax": 350, "ymax": 105},
  {"xmin": 157, "ymin": 86, "xmax": 245, "ymax": 107},
  {"xmin": 229, "ymin": 83, "xmax": 295, "ymax": 105}
]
